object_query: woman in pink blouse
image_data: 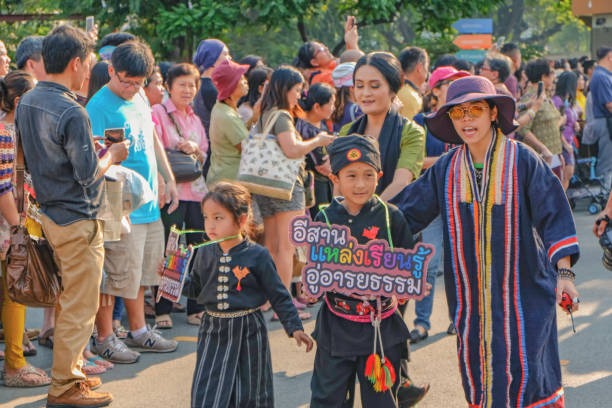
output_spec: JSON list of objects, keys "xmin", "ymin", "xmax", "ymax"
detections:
[{"xmin": 151, "ymin": 63, "xmax": 208, "ymax": 328}]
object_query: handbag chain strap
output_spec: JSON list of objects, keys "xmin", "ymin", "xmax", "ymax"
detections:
[
  {"xmin": 161, "ymin": 103, "xmax": 185, "ymax": 141},
  {"xmin": 15, "ymin": 127, "xmax": 25, "ymax": 217}
]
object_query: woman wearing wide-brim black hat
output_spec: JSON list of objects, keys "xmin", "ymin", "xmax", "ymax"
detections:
[{"xmin": 391, "ymin": 76, "xmax": 580, "ymax": 407}]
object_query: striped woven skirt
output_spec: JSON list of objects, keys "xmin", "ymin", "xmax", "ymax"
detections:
[{"xmin": 191, "ymin": 310, "xmax": 274, "ymax": 408}]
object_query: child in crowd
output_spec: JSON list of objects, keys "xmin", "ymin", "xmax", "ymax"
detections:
[
  {"xmin": 296, "ymin": 82, "xmax": 336, "ymax": 218},
  {"xmin": 309, "ymin": 135, "xmax": 419, "ymax": 407},
  {"xmin": 188, "ymin": 182, "xmax": 313, "ymax": 408}
]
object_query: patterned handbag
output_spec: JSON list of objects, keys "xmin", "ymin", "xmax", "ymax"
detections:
[{"xmin": 237, "ymin": 110, "xmax": 303, "ymax": 200}]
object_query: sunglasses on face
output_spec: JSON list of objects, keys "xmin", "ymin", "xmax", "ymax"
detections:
[{"xmin": 447, "ymin": 104, "xmax": 488, "ymax": 120}]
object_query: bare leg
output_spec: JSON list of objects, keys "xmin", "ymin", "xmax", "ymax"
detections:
[
  {"xmin": 123, "ymin": 287, "xmax": 146, "ymax": 331},
  {"xmin": 95, "ymin": 294, "xmax": 114, "ymax": 341}
]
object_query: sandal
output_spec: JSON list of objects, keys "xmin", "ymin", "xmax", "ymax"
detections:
[
  {"xmin": 171, "ymin": 303, "xmax": 186, "ymax": 313},
  {"xmin": 113, "ymin": 323, "xmax": 128, "ymax": 339},
  {"xmin": 23, "ymin": 333, "xmax": 37, "ymax": 357},
  {"xmin": 0, "ymin": 328, "xmax": 40, "ymax": 343},
  {"xmin": 82, "ymin": 360, "xmax": 106, "ymax": 375},
  {"xmin": 187, "ymin": 313, "xmax": 203, "ymax": 326},
  {"xmin": 38, "ymin": 328, "xmax": 54, "ymax": 349},
  {"xmin": 88, "ymin": 356, "xmax": 114, "ymax": 370},
  {"xmin": 155, "ymin": 314, "xmax": 173, "ymax": 329},
  {"xmin": 3, "ymin": 364, "xmax": 51, "ymax": 388},
  {"xmin": 298, "ymin": 310, "xmax": 312, "ymax": 320}
]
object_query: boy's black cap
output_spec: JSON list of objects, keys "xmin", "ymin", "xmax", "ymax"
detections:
[{"xmin": 328, "ymin": 134, "xmax": 382, "ymax": 174}]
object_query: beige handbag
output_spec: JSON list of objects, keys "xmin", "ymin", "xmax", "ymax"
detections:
[{"xmin": 237, "ymin": 110, "xmax": 303, "ymax": 200}]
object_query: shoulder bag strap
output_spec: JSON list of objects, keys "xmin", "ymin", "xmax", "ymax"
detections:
[
  {"xmin": 160, "ymin": 103, "xmax": 185, "ymax": 140},
  {"xmin": 262, "ymin": 109, "xmax": 284, "ymax": 137},
  {"xmin": 15, "ymin": 127, "xmax": 25, "ymax": 215}
]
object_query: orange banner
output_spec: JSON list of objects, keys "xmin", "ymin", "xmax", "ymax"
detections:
[{"xmin": 453, "ymin": 34, "xmax": 492, "ymax": 50}]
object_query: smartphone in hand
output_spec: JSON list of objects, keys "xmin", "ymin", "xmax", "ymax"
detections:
[
  {"xmin": 104, "ymin": 128, "xmax": 125, "ymax": 145},
  {"xmin": 537, "ymin": 81, "xmax": 544, "ymax": 97}
]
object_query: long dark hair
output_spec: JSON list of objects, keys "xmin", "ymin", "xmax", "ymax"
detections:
[
  {"xmin": 201, "ymin": 182, "xmax": 256, "ymax": 240},
  {"xmin": 354, "ymin": 52, "xmax": 403, "ymax": 95},
  {"xmin": 260, "ymin": 65, "xmax": 304, "ymax": 115},
  {"xmin": 87, "ymin": 61, "xmax": 110, "ymax": 102},
  {"xmin": 0, "ymin": 70, "xmax": 35, "ymax": 113},
  {"xmin": 555, "ymin": 71, "xmax": 578, "ymax": 106},
  {"xmin": 332, "ymin": 86, "xmax": 351, "ymax": 124},
  {"xmin": 299, "ymin": 82, "xmax": 335, "ymax": 112},
  {"xmin": 239, "ymin": 66, "xmax": 272, "ymax": 108}
]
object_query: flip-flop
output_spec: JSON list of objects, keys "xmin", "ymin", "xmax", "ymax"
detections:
[
  {"xmin": 171, "ymin": 303, "xmax": 186, "ymax": 313},
  {"xmin": 155, "ymin": 314, "xmax": 173, "ymax": 329},
  {"xmin": 3, "ymin": 365, "xmax": 51, "ymax": 388},
  {"xmin": 82, "ymin": 360, "xmax": 106, "ymax": 375},
  {"xmin": 37, "ymin": 328, "xmax": 54, "ymax": 349},
  {"xmin": 22, "ymin": 334, "xmax": 37, "ymax": 357},
  {"xmin": 187, "ymin": 313, "xmax": 202, "ymax": 326},
  {"xmin": 88, "ymin": 355, "xmax": 114, "ymax": 370}
]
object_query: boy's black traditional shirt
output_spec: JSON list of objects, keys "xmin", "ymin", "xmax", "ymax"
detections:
[{"xmin": 313, "ymin": 197, "xmax": 413, "ymax": 357}]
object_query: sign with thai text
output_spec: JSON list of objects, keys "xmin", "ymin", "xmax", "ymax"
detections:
[{"xmin": 290, "ymin": 216, "xmax": 434, "ymax": 300}]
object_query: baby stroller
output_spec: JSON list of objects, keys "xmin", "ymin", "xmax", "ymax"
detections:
[{"xmin": 567, "ymin": 146, "xmax": 610, "ymax": 214}]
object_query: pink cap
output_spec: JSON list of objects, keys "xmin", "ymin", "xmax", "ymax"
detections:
[
  {"xmin": 428, "ymin": 66, "xmax": 471, "ymax": 90},
  {"xmin": 211, "ymin": 60, "xmax": 249, "ymax": 101}
]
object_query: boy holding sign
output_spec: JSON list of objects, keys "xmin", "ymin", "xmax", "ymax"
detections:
[{"xmin": 309, "ymin": 135, "xmax": 427, "ymax": 407}]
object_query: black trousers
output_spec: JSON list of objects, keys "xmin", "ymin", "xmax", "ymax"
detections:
[
  {"xmin": 310, "ymin": 344, "xmax": 401, "ymax": 408},
  {"xmin": 155, "ymin": 200, "xmax": 206, "ymax": 316}
]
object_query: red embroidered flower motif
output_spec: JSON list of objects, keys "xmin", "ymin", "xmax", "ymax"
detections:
[
  {"xmin": 232, "ymin": 266, "xmax": 250, "ymax": 291},
  {"xmin": 362, "ymin": 226, "xmax": 379, "ymax": 240}
]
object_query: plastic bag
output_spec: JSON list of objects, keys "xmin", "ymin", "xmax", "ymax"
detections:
[{"xmin": 105, "ymin": 165, "xmax": 156, "ymax": 215}]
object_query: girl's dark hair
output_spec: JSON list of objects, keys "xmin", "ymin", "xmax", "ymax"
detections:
[
  {"xmin": 166, "ymin": 63, "xmax": 200, "ymax": 92},
  {"xmin": 555, "ymin": 71, "xmax": 578, "ymax": 106},
  {"xmin": 239, "ymin": 66, "xmax": 273, "ymax": 107},
  {"xmin": 201, "ymin": 182, "xmax": 256, "ymax": 240},
  {"xmin": 0, "ymin": 70, "xmax": 35, "ymax": 113},
  {"xmin": 332, "ymin": 86, "xmax": 351, "ymax": 123},
  {"xmin": 240, "ymin": 55, "xmax": 262, "ymax": 74},
  {"xmin": 299, "ymin": 82, "xmax": 335, "ymax": 112},
  {"xmin": 260, "ymin": 65, "xmax": 304, "ymax": 114},
  {"xmin": 87, "ymin": 61, "xmax": 111, "ymax": 102},
  {"xmin": 296, "ymin": 42, "xmax": 317, "ymax": 69},
  {"xmin": 525, "ymin": 59, "xmax": 551, "ymax": 84},
  {"xmin": 354, "ymin": 52, "xmax": 403, "ymax": 95}
]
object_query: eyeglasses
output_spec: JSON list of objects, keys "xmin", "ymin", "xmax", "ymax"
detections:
[
  {"xmin": 114, "ymin": 72, "xmax": 145, "ymax": 89},
  {"xmin": 447, "ymin": 104, "xmax": 488, "ymax": 120}
]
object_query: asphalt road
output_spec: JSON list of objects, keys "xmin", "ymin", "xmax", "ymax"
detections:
[{"xmin": 2, "ymin": 209, "xmax": 611, "ymax": 408}]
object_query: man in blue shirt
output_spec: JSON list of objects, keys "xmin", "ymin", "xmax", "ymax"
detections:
[
  {"xmin": 87, "ymin": 41, "xmax": 180, "ymax": 363},
  {"xmin": 590, "ymin": 46, "xmax": 612, "ymax": 119},
  {"xmin": 17, "ymin": 25, "xmax": 129, "ymax": 408}
]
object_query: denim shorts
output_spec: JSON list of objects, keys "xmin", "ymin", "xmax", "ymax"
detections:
[{"xmin": 253, "ymin": 182, "xmax": 305, "ymax": 219}]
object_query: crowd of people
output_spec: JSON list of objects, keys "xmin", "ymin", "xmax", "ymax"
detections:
[{"xmin": 0, "ymin": 13, "xmax": 610, "ymax": 408}]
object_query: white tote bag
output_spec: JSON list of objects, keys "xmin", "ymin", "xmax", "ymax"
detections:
[{"xmin": 237, "ymin": 110, "xmax": 303, "ymax": 200}]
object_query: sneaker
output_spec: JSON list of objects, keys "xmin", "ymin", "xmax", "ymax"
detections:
[
  {"xmin": 46, "ymin": 381, "xmax": 112, "ymax": 408},
  {"xmin": 91, "ymin": 333, "xmax": 140, "ymax": 364},
  {"xmin": 124, "ymin": 327, "xmax": 178, "ymax": 353}
]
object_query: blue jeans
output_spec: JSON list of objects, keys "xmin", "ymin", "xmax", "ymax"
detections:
[{"xmin": 414, "ymin": 216, "xmax": 444, "ymax": 331}]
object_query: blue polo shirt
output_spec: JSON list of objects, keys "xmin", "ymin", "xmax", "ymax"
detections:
[{"xmin": 590, "ymin": 65, "xmax": 612, "ymax": 119}]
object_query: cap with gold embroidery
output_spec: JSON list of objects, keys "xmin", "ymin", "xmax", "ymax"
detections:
[{"xmin": 328, "ymin": 134, "xmax": 381, "ymax": 174}]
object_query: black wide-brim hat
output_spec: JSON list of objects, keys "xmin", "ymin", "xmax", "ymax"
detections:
[{"xmin": 425, "ymin": 76, "xmax": 518, "ymax": 145}]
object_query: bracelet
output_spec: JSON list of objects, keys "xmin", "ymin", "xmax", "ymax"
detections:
[
  {"xmin": 596, "ymin": 214, "xmax": 611, "ymax": 226},
  {"xmin": 558, "ymin": 267, "xmax": 576, "ymax": 281},
  {"xmin": 527, "ymin": 109, "xmax": 536, "ymax": 120}
]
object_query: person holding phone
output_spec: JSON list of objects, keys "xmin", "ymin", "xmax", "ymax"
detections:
[{"xmin": 517, "ymin": 59, "xmax": 566, "ymax": 180}]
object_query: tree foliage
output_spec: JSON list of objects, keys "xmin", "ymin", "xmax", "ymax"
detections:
[{"xmin": 0, "ymin": 0, "xmax": 590, "ymax": 66}]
